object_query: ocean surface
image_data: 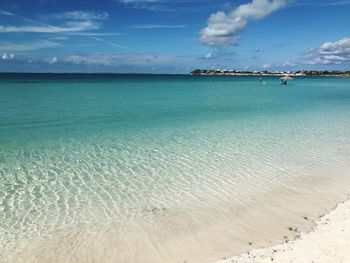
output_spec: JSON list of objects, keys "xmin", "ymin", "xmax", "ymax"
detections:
[{"xmin": 1, "ymin": 73, "xmax": 350, "ymax": 263}]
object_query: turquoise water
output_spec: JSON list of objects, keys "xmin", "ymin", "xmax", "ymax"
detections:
[{"xmin": 1, "ymin": 74, "xmax": 350, "ymax": 262}]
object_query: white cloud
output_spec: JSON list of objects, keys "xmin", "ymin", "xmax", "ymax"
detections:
[
  {"xmin": 281, "ymin": 61, "xmax": 296, "ymax": 67},
  {"xmin": 0, "ymin": 10, "xmax": 107, "ymax": 34},
  {"xmin": 1, "ymin": 53, "xmax": 15, "ymax": 60},
  {"xmin": 51, "ymin": 57, "xmax": 58, "ymax": 63},
  {"xmin": 65, "ymin": 32, "xmax": 123, "ymax": 36},
  {"xmin": 199, "ymin": 49, "xmax": 237, "ymax": 60},
  {"xmin": 305, "ymin": 38, "xmax": 350, "ymax": 65},
  {"xmin": 321, "ymin": 0, "xmax": 350, "ymax": 6},
  {"xmin": 262, "ymin": 63, "xmax": 271, "ymax": 69},
  {"xmin": 63, "ymin": 53, "xmax": 153, "ymax": 66},
  {"xmin": 52, "ymin": 11, "xmax": 109, "ymax": 20},
  {"xmin": 0, "ymin": 10, "xmax": 15, "ymax": 16},
  {"xmin": 116, "ymin": 0, "xmax": 173, "ymax": 11},
  {"xmin": 200, "ymin": 0, "xmax": 289, "ymax": 46},
  {"xmin": 0, "ymin": 21, "xmax": 99, "ymax": 33},
  {"xmin": 0, "ymin": 40, "xmax": 61, "ymax": 52},
  {"xmin": 63, "ymin": 53, "xmax": 197, "ymax": 67},
  {"xmin": 205, "ymin": 52, "xmax": 213, "ymax": 59},
  {"xmin": 132, "ymin": 24, "xmax": 186, "ymax": 29}
]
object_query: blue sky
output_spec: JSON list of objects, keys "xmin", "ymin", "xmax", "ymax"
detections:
[{"xmin": 0, "ymin": 0, "xmax": 349, "ymax": 73}]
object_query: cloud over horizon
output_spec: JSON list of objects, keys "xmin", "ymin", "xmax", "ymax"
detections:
[
  {"xmin": 200, "ymin": 0, "xmax": 289, "ymax": 46},
  {"xmin": 0, "ymin": 50, "xmax": 251, "ymax": 73},
  {"xmin": 305, "ymin": 38, "xmax": 350, "ymax": 65}
]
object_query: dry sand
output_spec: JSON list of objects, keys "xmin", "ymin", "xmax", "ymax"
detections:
[{"xmin": 214, "ymin": 198, "xmax": 350, "ymax": 263}]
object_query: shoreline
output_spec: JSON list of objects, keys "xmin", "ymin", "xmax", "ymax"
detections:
[
  {"xmin": 214, "ymin": 196, "xmax": 350, "ymax": 263},
  {"xmin": 190, "ymin": 69, "xmax": 350, "ymax": 78},
  {"xmin": 190, "ymin": 73, "xmax": 350, "ymax": 78},
  {"xmin": 6, "ymin": 171, "xmax": 350, "ymax": 263}
]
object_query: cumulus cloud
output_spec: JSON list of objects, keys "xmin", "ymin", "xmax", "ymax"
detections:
[
  {"xmin": 305, "ymin": 38, "xmax": 350, "ymax": 64},
  {"xmin": 1, "ymin": 53, "xmax": 15, "ymax": 59},
  {"xmin": 262, "ymin": 63, "xmax": 271, "ymax": 69},
  {"xmin": 200, "ymin": 0, "xmax": 289, "ymax": 46}
]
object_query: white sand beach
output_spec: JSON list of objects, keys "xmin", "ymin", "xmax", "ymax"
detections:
[{"xmin": 215, "ymin": 198, "xmax": 350, "ymax": 263}]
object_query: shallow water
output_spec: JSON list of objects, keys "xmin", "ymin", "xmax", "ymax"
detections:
[{"xmin": 1, "ymin": 74, "xmax": 350, "ymax": 262}]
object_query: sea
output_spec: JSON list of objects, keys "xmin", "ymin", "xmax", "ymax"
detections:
[{"xmin": 1, "ymin": 73, "xmax": 350, "ymax": 263}]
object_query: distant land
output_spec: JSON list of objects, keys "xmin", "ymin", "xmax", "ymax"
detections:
[{"xmin": 190, "ymin": 69, "xmax": 350, "ymax": 77}]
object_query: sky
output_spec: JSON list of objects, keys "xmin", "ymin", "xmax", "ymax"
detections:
[{"xmin": 0, "ymin": 0, "xmax": 349, "ymax": 73}]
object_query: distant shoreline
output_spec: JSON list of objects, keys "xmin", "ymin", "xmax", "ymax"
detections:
[
  {"xmin": 190, "ymin": 69, "xmax": 350, "ymax": 77},
  {"xmin": 0, "ymin": 71, "xmax": 349, "ymax": 77}
]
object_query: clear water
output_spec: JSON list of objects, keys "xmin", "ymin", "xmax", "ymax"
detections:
[{"xmin": 1, "ymin": 74, "xmax": 350, "ymax": 263}]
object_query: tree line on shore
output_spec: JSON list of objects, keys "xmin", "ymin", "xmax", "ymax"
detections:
[{"xmin": 190, "ymin": 69, "xmax": 350, "ymax": 77}]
